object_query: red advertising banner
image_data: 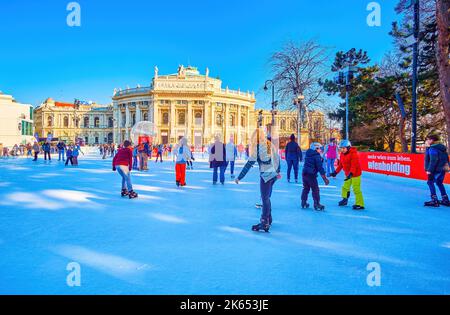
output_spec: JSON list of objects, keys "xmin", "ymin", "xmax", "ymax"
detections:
[{"xmin": 358, "ymin": 152, "xmax": 450, "ymax": 184}]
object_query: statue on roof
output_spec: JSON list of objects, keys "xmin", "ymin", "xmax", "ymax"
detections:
[{"xmin": 154, "ymin": 66, "xmax": 158, "ymax": 78}]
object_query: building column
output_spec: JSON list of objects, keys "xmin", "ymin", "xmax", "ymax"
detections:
[
  {"xmin": 187, "ymin": 101, "xmax": 192, "ymax": 142},
  {"xmin": 136, "ymin": 104, "xmax": 142, "ymax": 123},
  {"xmin": 203, "ymin": 102, "xmax": 209, "ymax": 144},
  {"xmin": 152, "ymin": 101, "xmax": 158, "ymax": 142},
  {"xmin": 170, "ymin": 102, "xmax": 176, "ymax": 143},
  {"xmin": 125, "ymin": 105, "xmax": 130, "ymax": 139},
  {"xmin": 116, "ymin": 105, "xmax": 122, "ymax": 143},
  {"xmin": 224, "ymin": 103, "xmax": 229, "ymax": 143},
  {"xmin": 237, "ymin": 105, "xmax": 242, "ymax": 145},
  {"xmin": 210, "ymin": 102, "xmax": 215, "ymax": 142}
]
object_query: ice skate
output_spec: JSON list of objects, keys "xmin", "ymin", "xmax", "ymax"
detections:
[
  {"xmin": 439, "ymin": 195, "xmax": 450, "ymax": 207},
  {"xmin": 424, "ymin": 196, "xmax": 440, "ymax": 207},
  {"xmin": 314, "ymin": 203, "xmax": 325, "ymax": 211},
  {"xmin": 121, "ymin": 189, "xmax": 129, "ymax": 197},
  {"xmin": 255, "ymin": 203, "xmax": 263, "ymax": 209},
  {"xmin": 128, "ymin": 190, "xmax": 138, "ymax": 199},
  {"xmin": 338, "ymin": 198, "xmax": 348, "ymax": 206},
  {"xmin": 352, "ymin": 205, "xmax": 365, "ymax": 211},
  {"xmin": 301, "ymin": 201, "xmax": 310, "ymax": 209},
  {"xmin": 252, "ymin": 223, "xmax": 270, "ymax": 233}
]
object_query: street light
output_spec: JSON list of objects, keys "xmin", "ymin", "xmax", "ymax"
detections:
[
  {"xmin": 293, "ymin": 93, "xmax": 305, "ymax": 148},
  {"xmin": 264, "ymin": 80, "xmax": 278, "ymax": 126}
]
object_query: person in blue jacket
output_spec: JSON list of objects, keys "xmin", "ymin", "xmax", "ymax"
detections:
[
  {"xmin": 301, "ymin": 142, "xmax": 330, "ymax": 211},
  {"xmin": 285, "ymin": 134, "xmax": 303, "ymax": 183},
  {"xmin": 424, "ymin": 134, "xmax": 450, "ymax": 207}
]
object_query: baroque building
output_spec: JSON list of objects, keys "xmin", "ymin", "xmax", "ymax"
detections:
[
  {"xmin": 112, "ymin": 65, "xmax": 314, "ymax": 149},
  {"xmin": 34, "ymin": 98, "xmax": 114, "ymax": 144}
]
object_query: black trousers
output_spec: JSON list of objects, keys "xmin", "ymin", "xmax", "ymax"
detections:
[
  {"xmin": 44, "ymin": 152, "xmax": 51, "ymax": 160},
  {"xmin": 301, "ymin": 173, "xmax": 320, "ymax": 204},
  {"xmin": 65, "ymin": 157, "xmax": 73, "ymax": 165}
]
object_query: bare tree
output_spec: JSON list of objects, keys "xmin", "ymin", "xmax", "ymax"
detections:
[{"xmin": 269, "ymin": 40, "xmax": 330, "ymax": 117}]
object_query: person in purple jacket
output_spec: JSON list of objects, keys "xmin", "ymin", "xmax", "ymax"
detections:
[{"xmin": 323, "ymin": 138, "xmax": 339, "ymax": 177}]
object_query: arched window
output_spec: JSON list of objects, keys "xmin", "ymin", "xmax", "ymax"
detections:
[
  {"xmin": 47, "ymin": 116, "xmax": 53, "ymax": 127},
  {"xmin": 143, "ymin": 112, "xmax": 148, "ymax": 121},
  {"xmin": 162, "ymin": 112, "xmax": 169, "ymax": 125},
  {"xmin": 75, "ymin": 118, "xmax": 79, "ymax": 128},
  {"xmin": 216, "ymin": 114, "xmax": 223, "ymax": 126},
  {"xmin": 132, "ymin": 113, "xmax": 136, "ymax": 125},
  {"xmin": 63, "ymin": 116, "xmax": 69, "ymax": 127},
  {"xmin": 195, "ymin": 112, "xmax": 202, "ymax": 125},
  {"xmin": 94, "ymin": 117, "xmax": 100, "ymax": 128},
  {"xmin": 178, "ymin": 111, "xmax": 186, "ymax": 125},
  {"xmin": 290, "ymin": 119, "xmax": 296, "ymax": 131},
  {"xmin": 108, "ymin": 117, "xmax": 114, "ymax": 128},
  {"xmin": 229, "ymin": 114, "xmax": 235, "ymax": 127},
  {"xmin": 84, "ymin": 117, "xmax": 89, "ymax": 128},
  {"xmin": 280, "ymin": 119, "xmax": 286, "ymax": 130},
  {"xmin": 241, "ymin": 115, "xmax": 246, "ymax": 127}
]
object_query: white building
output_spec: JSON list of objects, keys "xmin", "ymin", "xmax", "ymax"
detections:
[{"xmin": 0, "ymin": 92, "xmax": 34, "ymax": 147}]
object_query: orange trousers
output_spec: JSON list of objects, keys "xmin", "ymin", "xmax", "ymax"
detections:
[{"xmin": 175, "ymin": 163, "xmax": 186, "ymax": 185}]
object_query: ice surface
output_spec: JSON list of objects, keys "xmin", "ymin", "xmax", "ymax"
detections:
[{"xmin": 0, "ymin": 149, "xmax": 449, "ymax": 294}]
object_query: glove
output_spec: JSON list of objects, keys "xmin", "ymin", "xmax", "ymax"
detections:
[
  {"xmin": 330, "ymin": 172, "xmax": 337, "ymax": 178},
  {"xmin": 321, "ymin": 174, "xmax": 330, "ymax": 186},
  {"xmin": 112, "ymin": 167, "xmax": 116, "ymax": 171},
  {"xmin": 345, "ymin": 173, "xmax": 353, "ymax": 181}
]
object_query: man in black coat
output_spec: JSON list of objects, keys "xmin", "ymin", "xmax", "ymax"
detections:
[
  {"xmin": 301, "ymin": 142, "xmax": 329, "ymax": 211},
  {"xmin": 285, "ymin": 134, "xmax": 303, "ymax": 183},
  {"xmin": 424, "ymin": 134, "xmax": 449, "ymax": 207}
]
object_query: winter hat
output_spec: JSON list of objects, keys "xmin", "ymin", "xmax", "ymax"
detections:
[
  {"xmin": 290, "ymin": 134, "xmax": 296, "ymax": 141},
  {"xmin": 339, "ymin": 139, "xmax": 351, "ymax": 148},
  {"xmin": 310, "ymin": 142, "xmax": 322, "ymax": 150}
]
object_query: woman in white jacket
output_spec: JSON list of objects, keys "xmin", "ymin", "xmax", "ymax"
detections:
[{"xmin": 173, "ymin": 137, "xmax": 191, "ymax": 187}]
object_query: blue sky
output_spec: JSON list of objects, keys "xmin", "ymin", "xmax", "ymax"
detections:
[{"xmin": 0, "ymin": 0, "xmax": 399, "ymax": 108}]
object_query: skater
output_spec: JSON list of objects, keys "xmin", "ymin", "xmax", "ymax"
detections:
[
  {"xmin": 32, "ymin": 142, "xmax": 40, "ymax": 161},
  {"xmin": 301, "ymin": 143, "xmax": 330, "ymax": 211},
  {"xmin": 65, "ymin": 146, "xmax": 74, "ymax": 166},
  {"xmin": 323, "ymin": 138, "xmax": 339, "ymax": 177},
  {"xmin": 173, "ymin": 137, "xmax": 191, "ymax": 187},
  {"xmin": 43, "ymin": 141, "xmax": 51, "ymax": 161},
  {"xmin": 155, "ymin": 144, "xmax": 164, "ymax": 163},
  {"xmin": 112, "ymin": 140, "xmax": 138, "ymax": 199},
  {"xmin": 57, "ymin": 141, "xmax": 66, "ymax": 161},
  {"xmin": 424, "ymin": 134, "xmax": 450, "ymax": 207},
  {"xmin": 72, "ymin": 145, "xmax": 80, "ymax": 166},
  {"xmin": 235, "ymin": 128, "xmax": 281, "ymax": 233},
  {"xmin": 187, "ymin": 146, "xmax": 195, "ymax": 170},
  {"xmin": 330, "ymin": 140, "xmax": 365, "ymax": 210},
  {"xmin": 132, "ymin": 145, "xmax": 139, "ymax": 171},
  {"xmin": 285, "ymin": 134, "xmax": 303, "ymax": 183},
  {"xmin": 138, "ymin": 139, "xmax": 150, "ymax": 171},
  {"xmin": 226, "ymin": 139, "xmax": 238, "ymax": 178},
  {"xmin": 209, "ymin": 135, "xmax": 227, "ymax": 185}
]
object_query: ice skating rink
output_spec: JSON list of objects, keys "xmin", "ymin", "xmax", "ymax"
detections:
[{"xmin": 1, "ymin": 150, "xmax": 449, "ymax": 294}]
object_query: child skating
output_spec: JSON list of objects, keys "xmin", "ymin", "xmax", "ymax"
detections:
[
  {"xmin": 301, "ymin": 142, "xmax": 330, "ymax": 211},
  {"xmin": 330, "ymin": 140, "xmax": 365, "ymax": 210},
  {"xmin": 112, "ymin": 140, "xmax": 138, "ymax": 199},
  {"xmin": 174, "ymin": 137, "xmax": 191, "ymax": 187}
]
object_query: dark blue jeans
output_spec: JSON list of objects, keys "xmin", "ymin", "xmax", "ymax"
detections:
[
  {"xmin": 427, "ymin": 171, "xmax": 447, "ymax": 197},
  {"xmin": 213, "ymin": 165, "xmax": 226, "ymax": 183},
  {"xmin": 260, "ymin": 177, "xmax": 276, "ymax": 225},
  {"xmin": 227, "ymin": 161, "xmax": 235, "ymax": 175},
  {"xmin": 301, "ymin": 173, "xmax": 320, "ymax": 204},
  {"xmin": 286, "ymin": 159, "xmax": 299, "ymax": 181}
]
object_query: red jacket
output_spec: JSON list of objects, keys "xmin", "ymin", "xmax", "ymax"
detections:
[
  {"xmin": 113, "ymin": 147, "xmax": 133, "ymax": 170},
  {"xmin": 335, "ymin": 147, "xmax": 362, "ymax": 177}
]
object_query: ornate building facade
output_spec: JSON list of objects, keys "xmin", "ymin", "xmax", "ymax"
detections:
[
  {"xmin": 112, "ymin": 65, "xmax": 315, "ymax": 149},
  {"xmin": 34, "ymin": 98, "xmax": 114, "ymax": 144}
]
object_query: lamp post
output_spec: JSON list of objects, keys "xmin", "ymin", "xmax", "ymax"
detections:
[
  {"xmin": 264, "ymin": 80, "xmax": 278, "ymax": 127},
  {"xmin": 293, "ymin": 93, "xmax": 305, "ymax": 148},
  {"xmin": 411, "ymin": 0, "xmax": 420, "ymax": 153}
]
